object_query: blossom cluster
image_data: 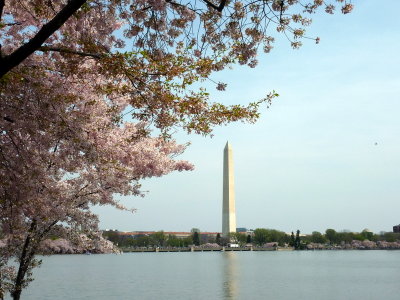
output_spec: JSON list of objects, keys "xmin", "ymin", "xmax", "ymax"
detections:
[
  {"xmin": 39, "ymin": 236, "xmax": 120, "ymax": 254},
  {"xmin": 306, "ymin": 240, "xmax": 400, "ymax": 250}
]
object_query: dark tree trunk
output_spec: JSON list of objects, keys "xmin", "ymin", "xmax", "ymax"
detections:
[
  {"xmin": 11, "ymin": 222, "xmax": 37, "ymax": 300},
  {"xmin": 0, "ymin": 0, "xmax": 87, "ymax": 78},
  {"xmin": 10, "ymin": 219, "xmax": 56, "ymax": 300},
  {"xmin": 11, "ymin": 245, "xmax": 30, "ymax": 300}
]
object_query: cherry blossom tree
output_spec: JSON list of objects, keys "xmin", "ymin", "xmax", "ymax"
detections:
[
  {"xmin": 0, "ymin": 64, "xmax": 197, "ymax": 299},
  {"xmin": 0, "ymin": 0, "xmax": 354, "ymax": 79},
  {"xmin": 1, "ymin": 0, "xmax": 353, "ymax": 299}
]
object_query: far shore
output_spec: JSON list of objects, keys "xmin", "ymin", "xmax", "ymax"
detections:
[
  {"xmin": 118, "ymin": 244, "xmax": 400, "ymax": 253},
  {"xmin": 40, "ymin": 247, "xmax": 400, "ymax": 255}
]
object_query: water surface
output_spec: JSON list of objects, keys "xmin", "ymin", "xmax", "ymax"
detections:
[{"xmin": 16, "ymin": 250, "xmax": 400, "ymax": 300}]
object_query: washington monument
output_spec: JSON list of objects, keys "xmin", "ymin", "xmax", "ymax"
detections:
[{"xmin": 222, "ymin": 141, "xmax": 237, "ymax": 238}]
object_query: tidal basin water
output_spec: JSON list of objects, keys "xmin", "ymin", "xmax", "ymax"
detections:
[{"xmin": 20, "ymin": 250, "xmax": 400, "ymax": 300}]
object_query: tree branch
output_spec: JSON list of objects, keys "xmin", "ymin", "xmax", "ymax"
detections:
[
  {"xmin": 0, "ymin": 0, "xmax": 87, "ymax": 78},
  {"xmin": 165, "ymin": 0, "xmax": 186, "ymax": 9},
  {"xmin": 0, "ymin": 0, "xmax": 4, "ymax": 58},
  {"xmin": 2, "ymin": 21, "xmax": 23, "ymax": 26},
  {"xmin": 38, "ymin": 46, "xmax": 104, "ymax": 59},
  {"xmin": 142, "ymin": 0, "xmax": 187, "ymax": 11},
  {"xmin": 3, "ymin": 116, "xmax": 14, "ymax": 123},
  {"xmin": 0, "ymin": 0, "xmax": 5, "ymax": 22},
  {"xmin": 201, "ymin": 0, "xmax": 227, "ymax": 12}
]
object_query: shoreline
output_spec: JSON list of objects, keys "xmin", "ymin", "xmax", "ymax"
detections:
[
  {"xmin": 119, "ymin": 246, "xmax": 400, "ymax": 253},
  {"xmin": 37, "ymin": 248, "xmax": 400, "ymax": 255}
]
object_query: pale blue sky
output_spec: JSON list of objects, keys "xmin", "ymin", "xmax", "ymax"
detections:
[{"xmin": 93, "ymin": 1, "xmax": 400, "ymax": 234}]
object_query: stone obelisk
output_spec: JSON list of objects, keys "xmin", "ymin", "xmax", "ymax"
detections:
[{"xmin": 222, "ymin": 141, "xmax": 236, "ymax": 238}]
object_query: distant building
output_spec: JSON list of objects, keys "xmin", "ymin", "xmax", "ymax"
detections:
[
  {"xmin": 236, "ymin": 228, "xmax": 254, "ymax": 236},
  {"xmin": 393, "ymin": 225, "xmax": 400, "ymax": 233},
  {"xmin": 118, "ymin": 231, "xmax": 220, "ymax": 239}
]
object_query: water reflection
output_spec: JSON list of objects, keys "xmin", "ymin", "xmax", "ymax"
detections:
[{"xmin": 222, "ymin": 251, "xmax": 239, "ymax": 299}]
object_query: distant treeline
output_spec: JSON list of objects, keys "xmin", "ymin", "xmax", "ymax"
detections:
[
  {"xmin": 103, "ymin": 230, "xmax": 196, "ymax": 248},
  {"xmin": 304, "ymin": 229, "xmax": 400, "ymax": 245},
  {"xmin": 103, "ymin": 229, "xmax": 400, "ymax": 249}
]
